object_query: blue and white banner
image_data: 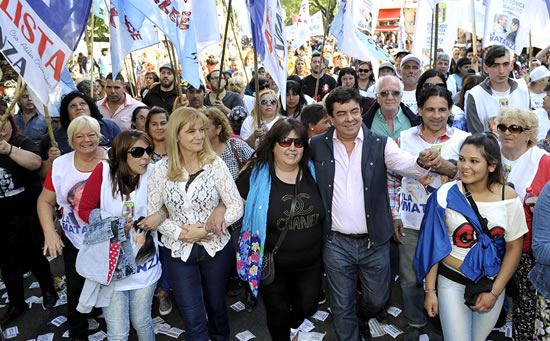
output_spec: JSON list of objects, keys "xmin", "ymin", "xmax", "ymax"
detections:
[
  {"xmin": 0, "ymin": 0, "xmax": 91, "ymax": 104},
  {"xmin": 93, "ymin": 0, "xmax": 108, "ymax": 22},
  {"xmin": 109, "ymin": 0, "xmax": 160, "ymax": 81},
  {"xmin": 398, "ymin": 8, "xmax": 406, "ymax": 50},
  {"xmin": 309, "ymin": 11, "xmax": 324, "ymax": 36},
  {"xmin": 331, "ymin": 0, "xmax": 392, "ymax": 63},
  {"xmin": 247, "ymin": 0, "xmax": 288, "ymax": 108},
  {"xmin": 126, "ymin": 0, "xmax": 220, "ymax": 88},
  {"xmin": 48, "ymin": 67, "xmax": 78, "ymax": 118}
]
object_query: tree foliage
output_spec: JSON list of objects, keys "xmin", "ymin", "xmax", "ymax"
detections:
[{"xmin": 282, "ymin": 0, "xmax": 338, "ymax": 28}]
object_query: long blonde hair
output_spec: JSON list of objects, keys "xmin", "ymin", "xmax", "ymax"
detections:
[
  {"xmin": 165, "ymin": 107, "xmax": 217, "ymax": 181},
  {"xmin": 250, "ymin": 89, "xmax": 281, "ymax": 128}
]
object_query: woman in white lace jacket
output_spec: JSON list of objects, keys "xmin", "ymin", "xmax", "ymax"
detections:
[{"xmin": 147, "ymin": 107, "xmax": 243, "ymax": 341}]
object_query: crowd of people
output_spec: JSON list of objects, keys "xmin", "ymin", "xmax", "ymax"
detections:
[{"xmin": 1, "ymin": 37, "xmax": 550, "ymax": 341}]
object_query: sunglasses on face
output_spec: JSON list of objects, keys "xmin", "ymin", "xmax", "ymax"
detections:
[
  {"xmin": 497, "ymin": 124, "xmax": 529, "ymax": 134},
  {"xmin": 378, "ymin": 90, "xmax": 402, "ymax": 98},
  {"xmin": 358, "ymin": 68, "xmax": 371, "ymax": 73},
  {"xmin": 277, "ymin": 137, "xmax": 304, "ymax": 148},
  {"xmin": 261, "ymin": 99, "xmax": 277, "ymax": 106},
  {"xmin": 423, "ymin": 83, "xmax": 446, "ymax": 89},
  {"xmin": 258, "ymin": 84, "xmax": 270, "ymax": 91},
  {"xmin": 128, "ymin": 146, "xmax": 154, "ymax": 158}
]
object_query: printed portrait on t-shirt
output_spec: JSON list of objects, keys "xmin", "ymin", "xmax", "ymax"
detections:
[
  {"xmin": 66, "ymin": 180, "xmax": 87, "ymax": 230},
  {"xmin": 132, "ymin": 227, "xmax": 155, "ymax": 266},
  {"xmin": 0, "ymin": 168, "xmax": 23, "ymax": 198}
]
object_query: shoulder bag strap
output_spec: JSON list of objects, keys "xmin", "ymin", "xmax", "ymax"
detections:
[
  {"xmin": 272, "ymin": 170, "xmax": 301, "ymax": 255},
  {"xmin": 462, "ymin": 183, "xmax": 491, "ymax": 236},
  {"xmin": 229, "ymin": 138, "xmax": 244, "ymax": 170}
]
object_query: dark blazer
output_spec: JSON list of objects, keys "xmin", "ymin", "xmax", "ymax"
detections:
[{"xmin": 310, "ymin": 124, "xmax": 394, "ymax": 246}]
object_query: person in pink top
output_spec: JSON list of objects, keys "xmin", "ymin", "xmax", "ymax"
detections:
[{"xmin": 97, "ymin": 73, "xmax": 145, "ymax": 131}]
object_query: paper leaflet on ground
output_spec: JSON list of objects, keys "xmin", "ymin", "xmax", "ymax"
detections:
[
  {"xmin": 51, "ymin": 315, "xmax": 68, "ymax": 327},
  {"xmin": 311, "ymin": 310, "xmax": 330, "ymax": 322},
  {"xmin": 3, "ymin": 327, "xmax": 18, "ymax": 339},
  {"xmin": 368, "ymin": 318, "xmax": 387, "ymax": 337},
  {"xmin": 386, "ymin": 306, "xmax": 402, "ymax": 317},
  {"xmin": 235, "ymin": 330, "xmax": 256, "ymax": 341},
  {"xmin": 230, "ymin": 301, "xmax": 246, "ymax": 312},
  {"xmin": 297, "ymin": 331, "xmax": 325, "ymax": 341},
  {"xmin": 384, "ymin": 324, "xmax": 403, "ymax": 338},
  {"xmin": 298, "ymin": 318, "xmax": 315, "ymax": 332}
]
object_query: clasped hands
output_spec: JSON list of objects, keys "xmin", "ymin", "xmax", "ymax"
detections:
[{"xmin": 417, "ymin": 148, "xmax": 443, "ymax": 170}]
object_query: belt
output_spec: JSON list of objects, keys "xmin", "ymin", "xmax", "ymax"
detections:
[
  {"xmin": 334, "ymin": 231, "xmax": 369, "ymax": 240},
  {"xmin": 438, "ymin": 262, "xmax": 471, "ymax": 286}
]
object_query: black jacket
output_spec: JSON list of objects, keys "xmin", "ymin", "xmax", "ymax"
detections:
[{"xmin": 143, "ymin": 84, "xmax": 178, "ymax": 114}]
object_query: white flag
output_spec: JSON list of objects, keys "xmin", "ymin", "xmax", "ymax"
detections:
[{"xmin": 293, "ymin": 0, "xmax": 310, "ymax": 49}]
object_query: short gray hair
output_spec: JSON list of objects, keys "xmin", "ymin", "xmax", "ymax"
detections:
[
  {"xmin": 376, "ymin": 75, "xmax": 404, "ymax": 94},
  {"xmin": 437, "ymin": 53, "xmax": 450, "ymax": 62}
]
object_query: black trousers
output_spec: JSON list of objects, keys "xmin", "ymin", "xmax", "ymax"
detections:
[
  {"xmin": 259, "ymin": 261, "xmax": 322, "ymax": 341},
  {"xmin": 62, "ymin": 236, "xmax": 89, "ymax": 338},
  {"xmin": 0, "ymin": 210, "xmax": 55, "ymax": 308}
]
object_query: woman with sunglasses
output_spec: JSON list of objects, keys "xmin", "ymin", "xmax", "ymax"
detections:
[
  {"xmin": 148, "ymin": 107, "xmax": 243, "ymax": 340},
  {"xmin": 236, "ymin": 118, "xmax": 324, "ymax": 341},
  {"xmin": 495, "ymin": 106, "xmax": 550, "ymax": 340},
  {"xmin": 77, "ymin": 130, "xmax": 161, "ymax": 340},
  {"xmin": 240, "ymin": 89, "xmax": 283, "ymax": 148},
  {"xmin": 37, "ymin": 116, "xmax": 109, "ymax": 340},
  {"xmin": 357, "ymin": 61, "xmax": 375, "ymax": 92},
  {"xmin": 415, "ymin": 133, "xmax": 526, "ymax": 341}
]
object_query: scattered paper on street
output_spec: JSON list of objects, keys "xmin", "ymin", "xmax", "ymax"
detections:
[
  {"xmin": 235, "ymin": 330, "xmax": 256, "ymax": 341},
  {"xmin": 297, "ymin": 331, "xmax": 325, "ymax": 341},
  {"xmin": 230, "ymin": 301, "xmax": 246, "ymax": 312},
  {"xmin": 368, "ymin": 318, "xmax": 387, "ymax": 337},
  {"xmin": 3, "ymin": 327, "xmax": 19, "ymax": 339},
  {"xmin": 298, "ymin": 319, "xmax": 315, "ymax": 332},
  {"xmin": 386, "ymin": 306, "xmax": 402, "ymax": 317},
  {"xmin": 384, "ymin": 325, "xmax": 403, "ymax": 338},
  {"xmin": 51, "ymin": 316, "xmax": 68, "ymax": 327},
  {"xmin": 311, "ymin": 310, "xmax": 329, "ymax": 322}
]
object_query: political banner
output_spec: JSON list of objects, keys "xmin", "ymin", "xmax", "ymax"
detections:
[
  {"xmin": 309, "ymin": 11, "xmax": 324, "ymax": 36},
  {"xmin": 233, "ymin": 0, "xmax": 252, "ymax": 37},
  {"xmin": 109, "ymin": 0, "xmax": 160, "ymax": 81},
  {"xmin": 0, "ymin": 0, "xmax": 91, "ymax": 104},
  {"xmin": 286, "ymin": 25, "xmax": 297, "ymax": 41},
  {"xmin": 293, "ymin": 0, "xmax": 310, "ymax": 49},
  {"xmin": 93, "ymin": 0, "xmax": 108, "ymax": 22},
  {"xmin": 247, "ymin": 0, "xmax": 288, "ymax": 108},
  {"xmin": 331, "ymin": 0, "xmax": 392, "ymax": 64},
  {"xmin": 459, "ymin": 0, "xmax": 485, "ymax": 38},
  {"xmin": 483, "ymin": 0, "xmax": 537, "ymax": 55},
  {"xmin": 412, "ymin": 0, "xmax": 462, "ymax": 68},
  {"xmin": 353, "ymin": 0, "xmax": 378, "ymax": 34},
  {"xmin": 398, "ymin": 8, "xmax": 407, "ymax": 50},
  {"xmin": 531, "ymin": 0, "xmax": 550, "ymax": 49},
  {"xmin": 126, "ymin": 0, "xmax": 220, "ymax": 88}
]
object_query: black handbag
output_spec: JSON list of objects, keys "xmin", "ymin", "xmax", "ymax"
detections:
[
  {"xmin": 462, "ymin": 183, "xmax": 499, "ymax": 307},
  {"xmin": 260, "ymin": 171, "xmax": 300, "ymax": 286}
]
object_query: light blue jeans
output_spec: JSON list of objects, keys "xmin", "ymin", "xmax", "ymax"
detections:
[
  {"xmin": 438, "ymin": 275, "xmax": 504, "ymax": 341},
  {"xmin": 102, "ymin": 282, "xmax": 157, "ymax": 341}
]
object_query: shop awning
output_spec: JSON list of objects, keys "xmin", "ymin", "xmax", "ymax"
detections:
[
  {"xmin": 377, "ymin": 8, "xmax": 401, "ymax": 22},
  {"xmin": 376, "ymin": 25, "xmax": 400, "ymax": 32}
]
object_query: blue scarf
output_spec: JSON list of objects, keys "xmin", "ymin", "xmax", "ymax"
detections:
[
  {"xmin": 413, "ymin": 182, "xmax": 505, "ymax": 283},
  {"xmin": 236, "ymin": 161, "xmax": 316, "ymax": 297}
]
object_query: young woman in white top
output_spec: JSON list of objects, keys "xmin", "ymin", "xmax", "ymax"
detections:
[
  {"xmin": 417, "ymin": 133, "xmax": 527, "ymax": 341},
  {"xmin": 147, "ymin": 108, "xmax": 243, "ymax": 340},
  {"xmin": 240, "ymin": 89, "xmax": 282, "ymax": 148}
]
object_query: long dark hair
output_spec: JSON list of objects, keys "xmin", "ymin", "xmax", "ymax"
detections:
[
  {"xmin": 108, "ymin": 130, "xmax": 152, "ymax": 198},
  {"xmin": 60, "ymin": 91, "xmax": 103, "ymax": 129},
  {"xmin": 282, "ymin": 79, "xmax": 307, "ymax": 117},
  {"xmin": 248, "ymin": 118, "xmax": 310, "ymax": 173},
  {"xmin": 145, "ymin": 107, "xmax": 169, "ymax": 146},
  {"xmin": 460, "ymin": 133, "xmax": 505, "ymax": 189}
]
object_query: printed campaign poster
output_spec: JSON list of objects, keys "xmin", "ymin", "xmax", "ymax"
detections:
[
  {"xmin": 353, "ymin": 0, "xmax": 379, "ymax": 34},
  {"xmin": 309, "ymin": 11, "xmax": 324, "ymax": 36},
  {"xmin": 483, "ymin": 0, "xmax": 537, "ymax": 55},
  {"xmin": 412, "ymin": 0, "xmax": 462, "ymax": 68}
]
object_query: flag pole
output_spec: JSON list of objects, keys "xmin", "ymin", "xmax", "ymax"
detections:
[
  {"xmin": 432, "ymin": 3, "xmax": 439, "ymax": 69},
  {"xmin": 216, "ymin": 0, "xmax": 233, "ymax": 100},
  {"xmin": 90, "ymin": 13, "xmax": 95, "ymax": 98},
  {"xmin": 253, "ymin": 49, "xmax": 261, "ymax": 129},
  {"xmin": 528, "ymin": 31, "xmax": 533, "ymax": 70},
  {"xmin": 429, "ymin": 10, "xmax": 434, "ymax": 69},
  {"xmin": 129, "ymin": 52, "xmax": 139, "ymax": 97},
  {"xmin": 123, "ymin": 59, "xmax": 136, "ymax": 97},
  {"xmin": 163, "ymin": 37, "xmax": 183, "ymax": 99},
  {"xmin": 224, "ymin": 0, "xmax": 249, "ymax": 83},
  {"xmin": 43, "ymin": 105, "xmax": 57, "ymax": 148},
  {"xmin": 168, "ymin": 42, "xmax": 184, "ymax": 98},
  {"xmin": 0, "ymin": 77, "xmax": 26, "ymax": 131},
  {"xmin": 314, "ymin": 0, "xmax": 332, "ymax": 101},
  {"xmin": 471, "ymin": 0, "xmax": 479, "ymax": 73}
]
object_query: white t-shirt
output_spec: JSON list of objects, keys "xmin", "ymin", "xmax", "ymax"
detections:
[
  {"xmin": 240, "ymin": 115, "xmax": 283, "ymax": 140},
  {"xmin": 530, "ymin": 91, "xmax": 546, "ymax": 111},
  {"xmin": 402, "ymin": 89, "xmax": 418, "ymax": 114},
  {"xmin": 535, "ymin": 108, "xmax": 550, "ymax": 140}
]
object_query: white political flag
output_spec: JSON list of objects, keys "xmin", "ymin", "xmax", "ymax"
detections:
[
  {"xmin": 293, "ymin": 0, "xmax": 310, "ymax": 49},
  {"xmin": 353, "ymin": 0, "xmax": 378, "ymax": 34}
]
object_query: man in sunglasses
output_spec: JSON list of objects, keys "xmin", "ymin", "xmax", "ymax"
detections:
[
  {"xmin": 310, "ymin": 87, "xmax": 447, "ymax": 341},
  {"xmin": 400, "ymin": 55, "xmax": 423, "ymax": 114},
  {"xmin": 465, "ymin": 45, "xmax": 530, "ymax": 133},
  {"xmin": 205, "ymin": 69, "xmax": 245, "ymax": 114}
]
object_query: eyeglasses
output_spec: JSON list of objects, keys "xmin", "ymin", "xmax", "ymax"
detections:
[
  {"xmin": 358, "ymin": 68, "xmax": 371, "ymax": 73},
  {"xmin": 378, "ymin": 90, "xmax": 402, "ymax": 98},
  {"xmin": 277, "ymin": 137, "xmax": 304, "ymax": 148},
  {"xmin": 128, "ymin": 146, "xmax": 153, "ymax": 158},
  {"xmin": 260, "ymin": 99, "xmax": 277, "ymax": 106},
  {"xmin": 423, "ymin": 83, "xmax": 446, "ymax": 89},
  {"xmin": 496, "ymin": 124, "xmax": 529, "ymax": 134}
]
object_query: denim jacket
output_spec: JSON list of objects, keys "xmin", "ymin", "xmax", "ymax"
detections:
[{"xmin": 529, "ymin": 182, "xmax": 550, "ymax": 298}]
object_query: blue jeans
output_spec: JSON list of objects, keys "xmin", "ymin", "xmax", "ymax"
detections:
[
  {"xmin": 323, "ymin": 233, "xmax": 390, "ymax": 341},
  {"xmin": 438, "ymin": 275, "xmax": 505, "ymax": 341},
  {"xmin": 160, "ymin": 243, "xmax": 232, "ymax": 341},
  {"xmin": 102, "ymin": 282, "xmax": 156, "ymax": 341},
  {"xmin": 398, "ymin": 228, "xmax": 427, "ymax": 327}
]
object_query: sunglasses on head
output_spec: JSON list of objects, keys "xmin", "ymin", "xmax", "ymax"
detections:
[
  {"xmin": 277, "ymin": 137, "xmax": 304, "ymax": 148},
  {"xmin": 496, "ymin": 124, "xmax": 529, "ymax": 134},
  {"xmin": 260, "ymin": 98, "xmax": 277, "ymax": 106},
  {"xmin": 259, "ymin": 84, "xmax": 270, "ymax": 91},
  {"xmin": 128, "ymin": 146, "xmax": 153, "ymax": 158},
  {"xmin": 423, "ymin": 83, "xmax": 446, "ymax": 89},
  {"xmin": 358, "ymin": 68, "xmax": 371, "ymax": 73},
  {"xmin": 378, "ymin": 90, "xmax": 402, "ymax": 98}
]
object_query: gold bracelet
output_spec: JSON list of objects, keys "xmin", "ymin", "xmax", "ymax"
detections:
[{"xmin": 425, "ymin": 288, "xmax": 437, "ymax": 293}]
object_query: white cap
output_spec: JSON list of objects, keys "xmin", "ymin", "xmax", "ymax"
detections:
[
  {"xmin": 530, "ymin": 66, "xmax": 550, "ymax": 82},
  {"xmin": 400, "ymin": 54, "xmax": 421, "ymax": 68}
]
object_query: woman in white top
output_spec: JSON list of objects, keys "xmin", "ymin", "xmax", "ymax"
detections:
[
  {"xmin": 240, "ymin": 89, "xmax": 282, "ymax": 148},
  {"xmin": 37, "ymin": 116, "xmax": 108, "ymax": 340},
  {"xmin": 147, "ymin": 108, "xmax": 243, "ymax": 341},
  {"xmin": 78, "ymin": 130, "xmax": 161, "ymax": 340},
  {"xmin": 416, "ymin": 133, "xmax": 526, "ymax": 341}
]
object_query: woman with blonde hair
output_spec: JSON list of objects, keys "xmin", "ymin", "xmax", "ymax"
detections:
[
  {"xmin": 496, "ymin": 106, "xmax": 550, "ymax": 340},
  {"xmin": 147, "ymin": 107, "xmax": 243, "ymax": 341},
  {"xmin": 291, "ymin": 56, "xmax": 309, "ymax": 78},
  {"xmin": 240, "ymin": 89, "xmax": 283, "ymax": 148},
  {"xmin": 228, "ymin": 77, "xmax": 255, "ymax": 115}
]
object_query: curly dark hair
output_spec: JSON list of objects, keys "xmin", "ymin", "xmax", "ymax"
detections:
[{"xmin": 59, "ymin": 91, "xmax": 103, "ymax": 129}]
